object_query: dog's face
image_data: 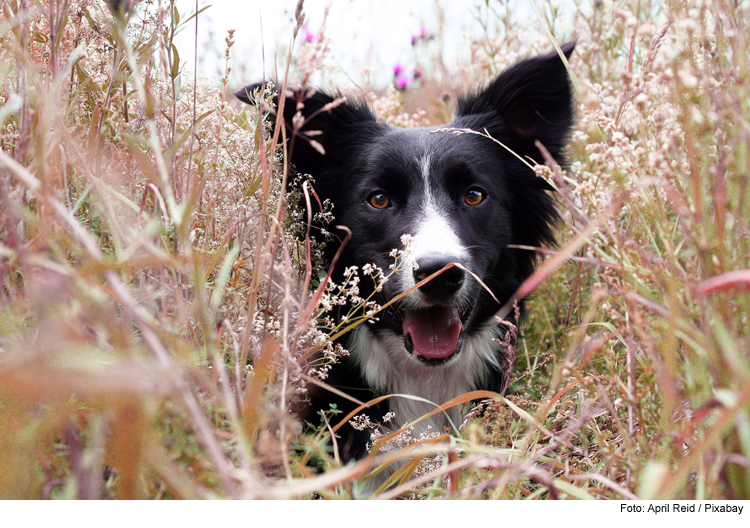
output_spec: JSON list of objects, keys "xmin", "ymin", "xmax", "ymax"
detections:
[
  {"xmin": 330, "ymin": 127, "xmax": 517, "ymax": 363},
  {"xmin": 236, "ymin": 42, "xmax": 574, "ymax": 366}
]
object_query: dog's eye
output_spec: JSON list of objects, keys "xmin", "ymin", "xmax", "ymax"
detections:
[
  {"xmin": 465, "ymin": 188, "xmax": 485, "ymax": 206},
  {"xmin": 368, "ymin": 192, "xmax": 390, "ymax": 209}
]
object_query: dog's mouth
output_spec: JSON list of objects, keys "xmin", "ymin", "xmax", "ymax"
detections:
[{"xmin": 392, "ymin": 306, "xmax": 471, "ymax": 365}]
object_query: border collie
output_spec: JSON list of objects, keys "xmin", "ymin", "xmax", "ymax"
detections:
[{"xmin": 236, "ymin": 42, "xmax": 575, "ymax": 465}]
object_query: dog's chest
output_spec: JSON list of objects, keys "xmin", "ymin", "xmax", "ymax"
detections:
[{"xmin": 347, "ymin": 325, "xmax": 502, "ymax": 435}]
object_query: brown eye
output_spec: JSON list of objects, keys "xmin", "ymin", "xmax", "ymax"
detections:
[
  {"xmin": 465, "ymin": 188, "xmax": 485, "ymax": 206},
  {"xmin": 368, "ymin": 192, "xmax": 390, "ymax": 209}
]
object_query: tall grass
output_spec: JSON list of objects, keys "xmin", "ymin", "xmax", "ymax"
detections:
[{"xmin": 0, "ymin": 0, "xmax": 749, "ymax": 499}]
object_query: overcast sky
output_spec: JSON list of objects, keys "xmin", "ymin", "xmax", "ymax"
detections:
[{"xmin": 173, "ymin": 0, "xmax": 539, "ymax": 89}]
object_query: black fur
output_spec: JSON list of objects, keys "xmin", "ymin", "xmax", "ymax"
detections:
[{"xmin": 236, "ymin": 42, "xmax": 575, "ymax": 462}]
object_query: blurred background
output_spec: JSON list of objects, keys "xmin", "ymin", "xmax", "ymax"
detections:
[{"xmin": 174, "ymin": 0, "xmax": 541, "ymax": 89}]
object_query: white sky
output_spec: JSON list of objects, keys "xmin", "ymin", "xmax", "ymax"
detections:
[{"xmin": 173, "ymin": 0, "xmax": 539, "ymax": 89}]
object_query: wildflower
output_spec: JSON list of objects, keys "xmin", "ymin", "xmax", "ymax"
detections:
[
  {"xmin": 533, "ymin": 164, "xmax": 553, "ymax": 179},
  {"xmin": 301, "ymin": 25, "xmax": 317, "ymax": 43},
  {"xmin": 677, "ymin": 69, "xmax": 699, "ymax": 89},
  {"xmin": 412, "ymin": 27, "xmax": 429, "ymax": 45},
  {"xmin": 396, "ymin": 75, "xmax": 412, "ymax": 89},
  {"xmin": 350, "ymin": 414, "xmax": 373, "ymax": 431}
]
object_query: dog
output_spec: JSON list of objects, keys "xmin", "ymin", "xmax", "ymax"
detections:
[{"xmin": 235, "ymin": 41, "xmax": 575, "ymax": 467}]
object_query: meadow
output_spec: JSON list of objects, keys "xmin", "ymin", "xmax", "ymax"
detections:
[{"xmin": 0, "ymin": 0, "xmax": 749, "ymax": 499}]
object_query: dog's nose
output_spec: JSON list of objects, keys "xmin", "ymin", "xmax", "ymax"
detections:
[{"xmin": 413, "ymin": 255, "xmax": 466, "ymax": 298}]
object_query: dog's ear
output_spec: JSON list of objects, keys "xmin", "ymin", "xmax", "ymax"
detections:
[
  {"xmin": 456, "ymin": 41, "xmax": 576, "ymax": 161},
  {"xmin": 234, "ymin": 83, "xmax": 381, "ymax": 176}
]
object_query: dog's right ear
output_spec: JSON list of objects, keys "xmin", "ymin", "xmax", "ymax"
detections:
[{"xmin": 234, "ymin": 83, "xmax": 381, "ymax": 176}]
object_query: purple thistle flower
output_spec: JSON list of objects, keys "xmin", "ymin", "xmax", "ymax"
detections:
[
  {"xmin": 393, "ymin": 63, "xmax": 403, "ymax": 76},
  {"xmin": 301, "ymin": 25, "xmax": 317, "ymax": 43},
  {"xmin": 396, "ymin": 75, "xmax": 412, "ymax": 88}
]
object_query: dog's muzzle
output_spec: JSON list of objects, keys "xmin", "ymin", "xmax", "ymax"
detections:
[{"xmin": 397, "ymin": 255, "xmax": 470, "ymax": 363}]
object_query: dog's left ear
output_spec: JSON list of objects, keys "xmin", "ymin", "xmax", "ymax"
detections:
[
  {"xmin": 456, "ymin": 41, "xmax": 576, "ymax": 161},
  {"xmin": 233, "ymin": 83, "xmax": 382, "ymax": 178}
]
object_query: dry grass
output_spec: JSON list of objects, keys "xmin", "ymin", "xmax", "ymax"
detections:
[{"xmin": 1, "ymin": 0, "xmax": 749, "ymax": 499}]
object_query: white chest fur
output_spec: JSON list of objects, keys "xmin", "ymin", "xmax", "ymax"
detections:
[{"xmin": 347, "ymin": 324, "xmax": 502, "ymax": 436}]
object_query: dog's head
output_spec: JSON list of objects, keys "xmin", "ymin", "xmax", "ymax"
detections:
[{"xmin": 236, "ymin": 42, "xmax": 575, "ymax": 365}]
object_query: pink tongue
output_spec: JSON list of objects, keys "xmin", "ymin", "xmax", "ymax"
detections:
[{"xmin": 403, "ymin": 307, "xmax": 463, "ymax": 360}]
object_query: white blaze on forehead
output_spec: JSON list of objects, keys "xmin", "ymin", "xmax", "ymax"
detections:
[
  {"xmin": 411, "ymin": 205, "xmax": 465, "ymax": 260},
  {"xmin": 410, "ymin": 152, "xmax": 466, "ymax": 262},
  {"xmin": 420, "ymin": 151, "xmax": 431, "ymax": 185}
]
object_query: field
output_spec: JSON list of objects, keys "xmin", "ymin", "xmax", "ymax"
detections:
[{"xmin": 1, "ymin": 0, "xmax": 749, "ymax": 499}]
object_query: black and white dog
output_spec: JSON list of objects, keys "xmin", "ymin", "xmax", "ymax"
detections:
[{"xmin": 236, "ymin": 42, "xmax": 574, "ymax": 463}]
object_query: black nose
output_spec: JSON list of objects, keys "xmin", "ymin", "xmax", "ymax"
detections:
[{"xmin": 413, "ymin": 255, "xmax": 466, "ymax": 299}]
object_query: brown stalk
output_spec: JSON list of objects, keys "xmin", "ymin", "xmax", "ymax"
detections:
[
  {"xmin": 535, "ymin": 140, "xmax": 590, "ymax": 228},
  {"xmin": 365, "ymin": 390, "xmax": 502, "ymax": 456},
  {"xmin": 507, "ymin": 245, "xmax": 623, "ymax": 271},
  {"xmin": 694, "ymin": 269, "xmax": 750, "ymax": 295},
  {"xmin": 657, "ymin": 378, "xmax": 750, "ymax": 499},
  {"xmin": 495, "ymin": 205, "xmax": 608, "ymax": 321}
]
